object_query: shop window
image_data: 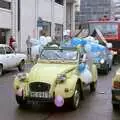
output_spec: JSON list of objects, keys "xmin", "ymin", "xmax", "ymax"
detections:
[
  {"xmin": 55, "ymin": 0, "xmax": 63, "ymax": 5},
  {"xmin": 38, "ymin": 21, "xmax": 51, "ymax": 37},
  {"xmin": 42, "ymin": 21, "xmax": 51, "ymax": 36},
  {"xmin": 55, "ymin": 24, "xmax": 63, "ymax": 43},
  {"xmin": 0, "ymin": 0, "xmax": 11, "ymax": 10}
]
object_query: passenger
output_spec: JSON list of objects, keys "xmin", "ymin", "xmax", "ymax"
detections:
[
  {"xmin": 39, "ymin": 30, "xmax": 48, "ymax": 47},
  {"xmin": 9, "ymin": 36, "xmax": 16, "ymax": 50},
  {"xmin": 61, "ymin": 30, "xmax": 72, "ymax": 47}
]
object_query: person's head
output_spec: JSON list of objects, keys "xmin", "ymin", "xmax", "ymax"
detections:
[
  {"xmin": 40, "ymin": 30, "xmax": 46, "ymax": 36},
  {"xmin": 10, "ymin": 36, "xmax": 13, "ymax": 39},
  {"xmin": 63, "ymin": 30, "xmax": 71, "ymax": 41},
  {"xmin": 91, "ymin": 30, "xmax": 97, "ymax": 37},
  {"xmin": 27, "ymin": 35, "xmax": 30, "ymax": 40}
]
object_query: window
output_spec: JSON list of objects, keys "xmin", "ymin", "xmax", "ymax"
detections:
[
  {"xmin": 5, "ymin": 47, "xmax": 14, "ymax": 54},
  {"xmin": 42, "ymin": 21, "xmax": 51, "ymax": 36},
  {"xmin": 0, "ymin": 0, "xmax": 11, "ymax": 10},
  {"xmin": 0, "ymin": 47, "xmax": 5, "ymax": 54},
  {"xmin": 55, "ymin": 0, "xmax": 63, "ymax": 5},
  {"xmin": 55, "ymin": 24, "xmax": 63, "ymax": 42}
]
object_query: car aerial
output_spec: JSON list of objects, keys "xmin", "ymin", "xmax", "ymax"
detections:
[
  {"xmin": 112, "ymin": 68, "xmax": 120, "ymax": 110},
  {"xmin": 0, "ymin": 44, "xmax": 27, "ymax": 76},
  {"xmin": 92, "ymin": 46, "xmax": 113, "ymax": 74},
  {"xmin": 14, "ymin": 47, "xmax": 98, "ymax": 110}
]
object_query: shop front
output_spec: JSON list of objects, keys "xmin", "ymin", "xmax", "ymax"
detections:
[{"xmin": 0, "ymin": 29, "xmax": 10, "ymax": 44}]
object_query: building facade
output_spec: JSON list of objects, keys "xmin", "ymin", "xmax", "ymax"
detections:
[
  {"xmin": 112, "ymin": 1, "xmax": 120, "ymax": 19},
  {"xmin": 10, "ymin": 0, "xmax": 75, "ymax": 52},
  {"xmin": 0, "ymin": 0, "xmax": 11, "ymax": 44},
  {"xmin": 80, "ymin": 0, "xmax": 111, "ymax": 23}
]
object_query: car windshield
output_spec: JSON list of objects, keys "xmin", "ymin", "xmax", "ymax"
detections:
[
  {"xmin": 89, "ymin": 23, "xmax": 118, "ymax": 36},
  {"xmin": 40, "ymin": 48, "xmax": 78, "ymax": 61},
  {"xmin": 92, "ymin": 50, "xmax": 106, "ymax": 58}
]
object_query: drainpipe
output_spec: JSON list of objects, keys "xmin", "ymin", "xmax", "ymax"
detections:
[{"xmin": 51, "ymin": 0, "xmax": 55, "ymax": 39}]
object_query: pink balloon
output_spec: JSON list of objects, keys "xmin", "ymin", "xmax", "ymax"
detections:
[
  {"xmin": 54, "ymin": 95, "xmax": 64, "ymax": 107},
  {"xmin": 16, "ymin": 88, "xmax": 23, "ymax": 97}
]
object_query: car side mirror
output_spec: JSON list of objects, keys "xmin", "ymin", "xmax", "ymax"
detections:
[{"xmin": 106, "ymin": 43, "xmax": 112, "ymax": 48}]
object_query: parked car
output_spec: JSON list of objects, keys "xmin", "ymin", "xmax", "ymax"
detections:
[
  {"xmin": 14, "ymin": 47, "xmax": 98, "ymax": 110},
  {"xmin": 92, "ymin": 46, "xmax": 113, "ymax": 74},
  {"xmin": 0, "ymin": 44, "xmax": 27, "ymax": 76},
  {"xmin": 112, "ymin": 68, "xmax": 120, "ymax": 110}
]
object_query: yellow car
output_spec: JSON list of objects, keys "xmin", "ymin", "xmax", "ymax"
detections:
[
  {"xmin": 14, "ymin": 47, "xmax": 98, "ymax": 110},
  {"xmin": 112, "ymin": 68, "xmax": 120, "ymax": 109}
]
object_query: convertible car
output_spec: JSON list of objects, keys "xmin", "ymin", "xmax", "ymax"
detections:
[
  {"xmin": 14, "ymin": 47, "xmax": 98, "ymax": 110},
  {"xmin": 112, "ymin": 68, "xmax": 120, "ymax": 109}
]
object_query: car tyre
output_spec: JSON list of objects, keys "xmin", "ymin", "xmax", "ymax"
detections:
[
  {"xmin": 112, "ymin": 103, "xmax": 119, "ymax": 110},
  {"xmin": 16, "ymin": 95, "xmax": 30, "ymax": 109},
  {"xmin": 90, "ymin": 81, "xmax": 96, "ymax": 92},
  {"xmin": 18, "ymin": 60, "xmax": 25, "ymax": 72},
  {"xmin": 0, "ymin": 64, "xmax": 3, "ymax": 76},
  {"xmin": 104, "ymin": 64, "xmax": 109, "ymax": 74},
  {"xmin": 69, "ymin": 84, "xmax": 81, "ymax": 110}
]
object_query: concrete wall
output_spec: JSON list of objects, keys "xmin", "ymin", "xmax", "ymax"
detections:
[
  {"xmin": 54, "ymin": 3, "xmax": 64, "ymax": 24},
  {"xmin": 20, "ymin": 0, "xmax": 36, "ymax": 51},
  {"xmin": 0, "ymin": 8, "xmax": 11, "ymax": 29}
]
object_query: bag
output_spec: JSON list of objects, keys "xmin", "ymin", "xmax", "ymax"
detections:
[{"xmin": 80, "ymin": 68, "xmax": 92, "ymax": 84}]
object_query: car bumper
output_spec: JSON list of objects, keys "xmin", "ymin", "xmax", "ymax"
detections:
[
  {"xmin": 25, "ymin": 97, "xmax": 54, "ymax": 104},
  {"xmin": 23, "ymin": 96, "xmax": 71, "ymax": 104},
  {"xmin": 112, "ymin": 88, "xmax": 120, "ymax": 104},
  {"xmin": 95, "ymin": 63, "xmax": 107, "ymax": 70}
]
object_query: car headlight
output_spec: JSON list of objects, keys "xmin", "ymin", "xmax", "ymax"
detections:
[
  {"xmin": 100, "ymin": 59, "xmax": 105, "ymax": 64},
  {"xmin": 113, "ymin": 51, "xmax": 117, "ymax": 55},
  {"xmin": 16, "ymin": 73, "xmax": 27, "ymax": 82},
  {"xmin": 57, "ymin": 74, "xmax": 66, "ymax": 83}
]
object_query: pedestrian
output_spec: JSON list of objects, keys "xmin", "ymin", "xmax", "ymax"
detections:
[
  {"xmin": 39, "ymin": 30, "xmax": 48, "ymax": 46},
  {"xmin": 9, "ymin": 36, "xmax": 16, "ymax": 50},
  {"xmin": 26, "ymin": 35, "xmax": 32, "ymax": 60}
]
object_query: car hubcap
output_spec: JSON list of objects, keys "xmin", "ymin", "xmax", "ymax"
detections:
[
  {"xmin": 0, "ymin": 66, "xmax": 2, "ymax": 75},
  {"xmin": 74, "ymin": 90, "xmax": 80, "ymax": 108},
  {"xmin": 21, "ymin": 62, "xmax": 25, "ymax": 70}
]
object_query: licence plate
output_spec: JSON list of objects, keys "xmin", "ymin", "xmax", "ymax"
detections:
[
  {"xmin": 30, "ymin": 92, "xmax": 51, "ymax": 98},
  {"xmin": 97, "ymin": 64, "xmax": 100, "ymax": 68}
]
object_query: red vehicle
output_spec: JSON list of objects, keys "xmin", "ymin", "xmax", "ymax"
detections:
[{"xmin": 87, "ymin": 17, "xmax": 120, "ymax": 64}]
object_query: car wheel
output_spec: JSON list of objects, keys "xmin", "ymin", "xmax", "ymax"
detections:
[
  {"xmin": 104, "ymin": 64, "xmax": 109, "ymax": 74},
  {"xmin": 90, "ymin": 81, "xmax": 96, "ymax": 92},
  {"xmin": 69, "ymin": 84, "xmax": 81, "ymax": 110},
  {"xmin": 0, "ymin": 65, "xmax": 3, "ymax": 76},
  {"xmin": 112, "ymin": 103, "xmax": 119, "ymax": 110},
  {"xmin": 18, "ymin": 60, "xmax": 25, "ymax": 72},
  {"xmin": 16, "ymin": 95, "xmax": 30, "ymax": 109},
  {"xmin": 109, "ymin": 65, "xmax": 112, "ymax": 71}
]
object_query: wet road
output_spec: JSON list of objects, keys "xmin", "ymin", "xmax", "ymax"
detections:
[{"xmin": 0, "ymin": 64, "xmax": 120, "ymax": 120}]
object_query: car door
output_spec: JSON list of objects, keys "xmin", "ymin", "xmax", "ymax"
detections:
[
  {"xmin": 5, "ymin": 47, "xmax": 16, "ymax": 67},
  {"xmin": 0, "ymin": 46, "xmax": 8, "ymax": 69}
]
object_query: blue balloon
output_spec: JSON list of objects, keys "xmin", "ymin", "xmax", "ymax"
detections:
[
  {"xmin": 89, "ymin": 43, "xmax": 105, "ymax": 52},
  {"xmin": 94, "ymin": 57, "xmax": 101, "ymax": 63},
  {"xmin": 71, "ymin": 38, "xmax": 87, "ymax": 47},
  {"xmin": 78, "ymin": 63, "xmax": 86, "ymax": 73}
]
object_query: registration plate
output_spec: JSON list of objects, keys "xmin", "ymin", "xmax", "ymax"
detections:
[{"xmin": 30, "ymin": 92, "xmax": 51, "ymax": 98}]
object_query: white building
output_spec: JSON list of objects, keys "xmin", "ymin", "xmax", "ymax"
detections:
[
  {"xmin": 112, "ymin": 1, "xmax": 120, "ymax": 19},
  {"xmin": 0, "ymin": 0, "xmax": 11, "ymax": 44},
  {"xmin": 11, "ymin": 0, "xmax": 75, "ymax": 52}
]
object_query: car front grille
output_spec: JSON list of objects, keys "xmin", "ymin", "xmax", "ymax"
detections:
[{"xmin": 29, "ymin": 82, "xmax": 51, "ymax": 92}]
